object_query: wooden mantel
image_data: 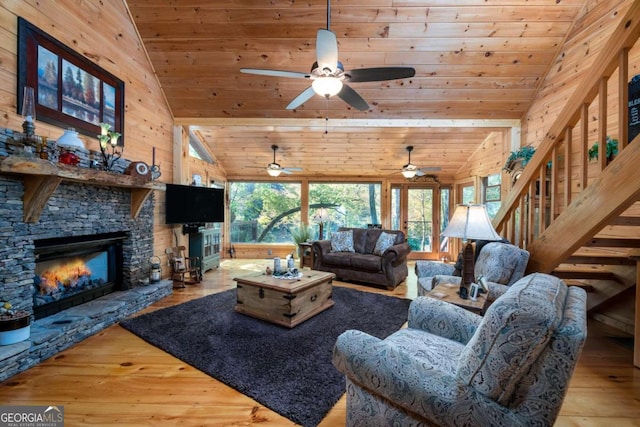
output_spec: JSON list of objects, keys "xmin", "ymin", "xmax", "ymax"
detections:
[{"xmin": 0, "ymin": 156, "xmax": 166, "ymax": 223}]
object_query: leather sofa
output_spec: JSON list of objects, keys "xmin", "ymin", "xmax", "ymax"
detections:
[{"xmin": 312, "ymin": 227, "xmax": 410, "ymax": 289}]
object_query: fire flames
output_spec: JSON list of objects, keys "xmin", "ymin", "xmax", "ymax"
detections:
[{"xmin": 38, "ymin": 259, "xmax": 92, "ymax": 295}]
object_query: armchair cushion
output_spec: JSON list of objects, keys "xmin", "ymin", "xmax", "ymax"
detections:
[
  {"xmin": 457, "ymin": 273, "xmax": 567, "ymax": 405},
  {"xmin": 408, "ymin": 296, "xmax": 482, "ymax": 344},
  {"xmin": 415, "ymin": 261, "xmax": 456, "ymax": 293},
  {"xmin": 475, "ymin": 242, "xmax": 529, "ymax": 285},
  {"xmin": 333, "ymin": 330, "xmax": 525, "ymax": 426}
]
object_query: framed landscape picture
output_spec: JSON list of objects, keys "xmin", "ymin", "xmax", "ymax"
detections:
[{"xmin": 17, "ymin": 17, "xmax": 125, "ymax": 144}]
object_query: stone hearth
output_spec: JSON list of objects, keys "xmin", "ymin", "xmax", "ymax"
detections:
[{"xmin": 0, "ymin": 281, "xmax": 172, "ymax": 382}]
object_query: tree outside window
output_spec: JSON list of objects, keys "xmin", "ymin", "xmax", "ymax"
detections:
[
  {"xmin": 309, "ymin": 183, "xmax": 381, "ymax": 239},
  {"xmin": 228, "ymin": 181, "xmax": 381, "ymax": 243},
  {"xmin": 229, "ymin": 182, "xmax": 301, "ymax": 243},
  {"xmin": 483, "ymin": 173, "xmax": 501, "ymax": 218}
]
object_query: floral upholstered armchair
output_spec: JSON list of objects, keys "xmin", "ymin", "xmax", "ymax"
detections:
[
  {"xmin": 332, "ymin": 273, "xmax": 587, "ymax": 427},
  {"xmin": 415, "ymin": 242, "xmax": 530, "ymax": 301}
]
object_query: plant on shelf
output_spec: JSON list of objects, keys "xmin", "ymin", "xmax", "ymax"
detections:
[
  {"xmin": 503, "ymin": 145, "xmax": 536, "ymax": 172},
  {"xmin": 588, "ymin": 136, "xmax": 619, "ymax": 162},
  {"xmin": 291, "ymin": 223, "xmax": 314, "ymax": 257},
  {"xmin": 291, "ymin": 223, "xmax": 313, "ymax": 244}
]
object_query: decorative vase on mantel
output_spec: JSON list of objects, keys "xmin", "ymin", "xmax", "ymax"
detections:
[{"xmin": 0, "ymin": 303, "xmax": 31, "ymax": 345}]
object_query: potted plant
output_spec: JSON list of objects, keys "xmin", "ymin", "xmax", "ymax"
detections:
[
  {"xmin": 503, "ymin": 145, "xmax": 536, "ymax": 172},
  {"xmin": 0, "ymin": 302, "xmax": 31, "ymax": 345},
  {"xmin": 291, "ymin": 223, "xmax": 314, "ymax": 258},
  {"xmin": 588, "ymin": 136, "xmax": 619, "ymax": 162}
]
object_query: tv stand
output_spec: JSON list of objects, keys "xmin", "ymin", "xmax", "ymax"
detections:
[{"xmin": 189, "ymin": 228, "xmax": 220, "ymax": 273}]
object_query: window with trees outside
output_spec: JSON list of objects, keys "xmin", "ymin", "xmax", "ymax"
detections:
[
  {"xmin": 229, "ymin": 182, "xmax": 301, "ymax": 243},
  {"xmin": 462, "ymin": 185, "xmax": 475, "ymax": 204},
  {"xmin": 482, "ymin": 173, "xmax": 501, "ymax": 218},
  {"xmin": 309, "ymin": 183, "xmax": 381, "ymax": 239}
]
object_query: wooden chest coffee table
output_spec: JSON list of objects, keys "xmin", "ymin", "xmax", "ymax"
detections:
[{"xmin": 233, "ymin": 270, "xmax": 335, "ymax": 328}]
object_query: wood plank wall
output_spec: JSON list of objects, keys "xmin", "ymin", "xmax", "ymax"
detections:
[
  {"xmin": 0, "ymin": 1, "xmax": 176, "ymax": 270},
  {"xmin": 522, "ymin": 0, "xmax": 631, "ymax": 154},
  {"xmin": 454, "ymin": 130, "xmax": 508, "ymax": 199}
]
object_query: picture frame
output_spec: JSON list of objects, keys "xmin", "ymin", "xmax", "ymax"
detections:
[{"xmin": 17, "ymin": 17, "xmax": 125, "ymax": 144}]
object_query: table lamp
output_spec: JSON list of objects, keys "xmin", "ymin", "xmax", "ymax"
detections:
[
  {"xmin": 441, "ymin": 204, "xmax": 501, "ymax": 297},
  {"xmin": 313, "ymin": 208, "xmax": 330, "ymax": 240}
]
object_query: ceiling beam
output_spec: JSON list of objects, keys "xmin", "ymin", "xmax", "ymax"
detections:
[{"xmin": 179, "ymin": 118, "xmax": 521, "ymax": 129}]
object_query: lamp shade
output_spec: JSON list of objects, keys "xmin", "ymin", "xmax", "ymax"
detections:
[
  {"xmin": 441, "ymin": 204, "xmax": 501, "ymax": 241},
  {"xmin": 57, "ymin": 128, "xmax": 85, "ymax": 149}
]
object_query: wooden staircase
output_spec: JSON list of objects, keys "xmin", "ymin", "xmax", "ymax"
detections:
[{"xmin": 492, "ymin": 2, "xmax": 640, "ymax": 367}]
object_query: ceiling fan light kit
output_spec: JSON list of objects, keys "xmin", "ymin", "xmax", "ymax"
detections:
[
  {"xmin": 267, "ymin": 165, "xmax": 283, "ymax": 177},
  {"xmin": 266, "ymin": 145, "xmax": 302, "ymax": 177},
  {"xmin": 402, "ymin": 146, "xmax": 419, "ymax": 178},
  {"xmin": 397, "ymin": 146, "xmax": 441, "ymax": 178},
  {"xmin": 401, "ymin": 165, "xmax": 418, "ymax": 179},
  {"xmin": 312, "ymin": 77, "xmax": 343, "ymax": 98}
]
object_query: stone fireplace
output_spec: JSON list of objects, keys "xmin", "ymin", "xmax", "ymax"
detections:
[
  {"xmin": 0, "ymin": 128, "xmax": 171, "ymax": 381},
  {"xmin": 0, "ymin": 178, "xmax": 153, "ymax": 313}
]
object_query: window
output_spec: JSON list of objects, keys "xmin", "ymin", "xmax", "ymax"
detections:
[
  {"xmin": 188, "ymin": 130, "xmax": 214, "ymax": 163},
  {"xmin": 462, "ymin": 185, "xmax": 475, "ymax": 204},
  {"xmin": 440, "ymin": 187, "xmax": 451, "ymax": 253},
  {"xmin": 482, "ymin": 173, "xmax": 501, "ymax": 218},
  {"xmin": 309, "ymin": 183, "xmax": 381, "ymax": 239},
  {"xmin": 229, "ymin": 182, "xmax": 301, "ymax": 243}
]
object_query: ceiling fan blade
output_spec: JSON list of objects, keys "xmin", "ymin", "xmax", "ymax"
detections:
[
  {"xmin": 419, "ymin": 167, "xmax": 442, "ymax": 172},
  {"xmin": 337, "ymin": 84, "xmax": 369, "ymax": 111},
  {"xmin": 282, "ymin": 167, "xmax": 303, "ymax": 174},
  {"xmin": 316, "ymin": 29, "xmax": 338, "ymax": 73},
  {"xmin": 346, "ymin": 67, "xmax": 416, "ymax": 83},
  {"xmin": 286, "ymin": 86, "xmax": 316, "ymax": 109},
  {"xmin": 240, "ymin": 68, "xmax": 310, "ymax": 79}
]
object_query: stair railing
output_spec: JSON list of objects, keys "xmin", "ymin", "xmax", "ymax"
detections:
[{"xmin": 493, "ymin": 2, "xmax": 640, "ymax": 261}]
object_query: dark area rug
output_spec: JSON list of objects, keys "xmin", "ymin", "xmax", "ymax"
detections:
[{"xmin": 120, "ymin": 286, "xmax": 411, "ymax": 427}]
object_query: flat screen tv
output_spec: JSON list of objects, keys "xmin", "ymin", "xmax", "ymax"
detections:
[{"xmin": 165, "ymin": 184, "xmax": 225, "ymax": 224}]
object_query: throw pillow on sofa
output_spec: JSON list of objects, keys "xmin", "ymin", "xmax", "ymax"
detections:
[
  {"xmin": 331, "ymin": 230, "xmax": 355, "ymax": 252},
  {"xmin": 373, "ymin": 232, "xmax": 396, "ymax": 255}
]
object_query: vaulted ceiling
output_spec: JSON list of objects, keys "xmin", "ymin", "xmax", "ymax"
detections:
[{"xmin": 126, "ymin": 0, "xmax": 587, "ymax": 179}]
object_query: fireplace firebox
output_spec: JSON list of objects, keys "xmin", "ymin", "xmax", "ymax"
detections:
[{"xmin": 33, "ymin": 232, "xmax": 126, "ymax": 319}]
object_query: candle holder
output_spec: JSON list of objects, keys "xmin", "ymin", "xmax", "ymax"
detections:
[{"xmin": 97, "ymin": 123, "xmax": 122, "ymax": 171}]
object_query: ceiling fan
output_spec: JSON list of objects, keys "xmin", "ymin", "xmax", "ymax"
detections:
[
  {"xmin": 240, "ymin": 0, "xmax": 415, "ymax": 111},
  {"xmin": 265, "ymin": 145, "xmax": 302, "ymax": 177},
  {"xmin": 394, "ymin": 146, "xmax": 441, "ymax": 178}
]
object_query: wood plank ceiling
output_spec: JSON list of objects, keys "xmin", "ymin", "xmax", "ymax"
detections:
[{"xmin": 126, "ymin": 0, "xmax": 587, "ymax": 179}]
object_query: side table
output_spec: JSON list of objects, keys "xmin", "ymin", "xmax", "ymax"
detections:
[
  {"xmin": 298, "ymin": 242, "xmax": 315, "ymax": 269},
  {"xmin": 426, "ymin": 282, "xmax": 488, "ymax": 315}
]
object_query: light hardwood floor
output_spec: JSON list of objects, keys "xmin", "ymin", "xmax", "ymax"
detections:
[{"xmin": 0, "ymin": 259, "xmax": 638, "ymax": 426}]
